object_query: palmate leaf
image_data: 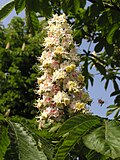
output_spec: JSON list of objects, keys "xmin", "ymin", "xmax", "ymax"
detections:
[
  {"xmin": 54, "ymin": 114, "xmax": 101, "ymax": 160},
  {"xmin": 83, "ymin": 120, "xmax": 120, "ymax": 159},
  {"xmin": 0, "ymin": 1, "xmax": 15, "ymax": 21},
  {"xmin": 6, "ymin": 121, "xmax": 47, "ymax": 160},
  {"xmin": 0, "ymin": 125, "xmax": 10, "ymax": 160}
]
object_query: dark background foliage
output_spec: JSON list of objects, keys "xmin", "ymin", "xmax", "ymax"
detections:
[{"xmin": 0, "ymin": 17, "xmax": 46, "ymax": 118}]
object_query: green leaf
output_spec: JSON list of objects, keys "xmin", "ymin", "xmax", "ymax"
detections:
[
  {"xmin": 0, "ymin": 125, "xmax": 10, "ymax": 160},
  {"xmin": 83, "ymin": 25, "xmax": 88, "ymax": 32},
  {"xmin": 94, "ymin": 37, "xmax": 100, "ymax": 43},
  {"xmin": 88, "ymin": 4, "xmax": 101, "ymax": 18},
  {"xmin": 89, "ymin": 76, "xmax": 94, "ymax": 86},
  {"xmin": 57, "ymin": 114, "xmax": 100, "ymax": 137},
  {"xmin": 49, "ymin": 123, "xmax": 62, "ymax": 133},
  {"xmin": 104, "ymin": 79, "xmax": 109, "ymax": 90},
  {"xmin": 105, "ymin": 43, "xmax": 114, "ymax": 56},
  {"xmin": 39, "ymin": 136, "xmax": 54, "ymax": 160},
  {"xmin": 106, "ymin": 105, "xmax": 120, "ymax": 118},
  {"xmin": 10, "ymin": 116, "xmax": 54, "ymax": 160},
  {"xmin": 74, "ymin": 0, "xmax": 80, "ymax": 14},
  {"xmin": 25, "ymin": 0, "xmax": 39, "ymax": 35},
  {"xmin": 80, "ymin": 0, "xmax": 86, "ymax": 8},
  {"xmin": 26, "ymin": 10, "xmax": 39, "ymax": 35},
  {"xmin": 107, "ymin": 24, "xmax": 119, "ymax": 44},
  {"xmin": 95, "ymin": 42, "xmax": 103, "ymax": 53},
  {"xmin": 98, "ymin": 12, "xmax": 108, "ymax": 27},
  {"xmin": 115, "ymin": 95, "xmax": 120, "ymax": 104},
  {"xmin": 113, "ymin": 79, "xmax": 119, "ymax": 91},
  {"xmin": 54, "ymin": 114, "xmax": 101, "ymax": 160},
  {"xmin": 107, "ymin": 104, "xmax": 118, "ymax": 109},
  {"xmin": 110, "ymin": 90, "xmax": 120, "ymax": 97},
  {"xmin": 95, "ymin": 63, "xmax": 106, "ymax": 75},
  {"xmin": 40, "ymin": 0, "xmax": 52, "ymax": 17},
  {"xmin": 6, "ymin": 121, "xmax": 47, "ymax": 160},
  {"xmin": 83, "ymin": 120, "xmax": 120, "ymax": 159},
  {"xmin": 114, "ymin": 109, "xmax": 120, "ymax": 119},
  {"xmin": 82, "ymin": 58, "xmax": 89, "ymax": 89},
  {"xmin": 90, "ymin": 54, "xmax": 106, "ymax": 65},
  {"xmin": 73, "ymin": 29, "xmax": 82, "ymax": 44},
  {"xmin": 101, "ymin": 76, "xmax": 104, "ymax": 81},
  {"xmin": 113, "ymin": 29, "xmax": 120, "ymax": 48},
  {"xmin": 86, "ymin": 150, "xmax": 106, "ymax": 160},
  {"xmin": 0, "ymin": 114, "xmax": 5, "ymax": 121},
  {"xmin": 27, "ymin": 0, "xmax": 41, "ymax": 12},
  {"xmin": 0, "ymin": 1, "xmax": 15, "ymax": 21},
  {"xmin": 15, "ymin": 0, "xmax": 25, "ymax": 14},
  {"xmin": 106, "ymin": 108, "xmax": 116, "ymax": 117}
]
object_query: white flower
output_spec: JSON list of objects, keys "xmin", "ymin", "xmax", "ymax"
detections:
[
  {"xmin": 67, "ymin": 81, "xmax": 79, "ymax": 92},
  {"xmin": 44, "ymin": 36, "xmax": 59, "ymax": 47},
  {"xmin": 60, "ymin": 61, "xmax": 70, "ymax": 70},
  {"xmin": 41, "ymin": 107, "xmax": 59, "ymax": 118},
  {"xmin": 65, "ymin": 63, "xmax": 76, "ymax": 72},
  {"xmin": 75, "ymin": 102, "xmax": 85, "ymax": 111},
  {"xmin": 37, "ymin": 78, "xmax": 53, "ymax": 94},
  {"xmin": 70, "ymin": 101, "xmax": 86, "ymax": 111},
  {"xmin": 53, "ymin": 91, "xmax": 70, "ymax": 106},
  {"xmin": 35, "ymin": 98, "xmax": 43, "ymax": 108},
  {"xmin": 54, "ymin": 46, "xmax": 65, "ymax": 55},
  {"xmin": 52, "ymin": 69, "xmax": 66, "ymax": 81},
  {"xmin": 42, "ymin": 57, "xmax": 53, "ymax": 68},
  {"xmin": 37, "ymin": 72, "xmax": 48, "ymax": 84},
  {"xmin": 40, "ymin": 51, "xmax": 47, "ymax": 62}
]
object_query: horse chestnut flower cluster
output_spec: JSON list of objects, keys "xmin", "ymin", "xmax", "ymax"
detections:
[{"xmin": 35, "ymin": 14, "xmax": 91, "ymax": 128}]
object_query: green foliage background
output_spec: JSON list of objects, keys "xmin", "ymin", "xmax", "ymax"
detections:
[
  {"xmin": 0, "ymin": 17, "xmax": 46, "ymax": 118},
  {"xmin": 0, "ymin": 113, "xmax": 120, "ymax": 160}
]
